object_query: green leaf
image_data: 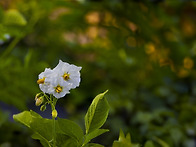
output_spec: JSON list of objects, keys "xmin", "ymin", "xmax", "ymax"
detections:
[
  {"xmin": 30, "ymin": 110, "xmax": 42, "ymax": 118},
  {"xmin": 83, "ymin": 129, "xmax": 109, "ymax": 145},
  {"xmin": 33, "ymin": 133, "xmax": 78, "ymax": 147},
  {"xmin": 13, "ymin": 111, "xmax": 34, "ymax": 128},
  {"xmin": 30, "ymin": 117, "xmax": 53, "ymax": 141},
  {"xmin": 32, "ymin": 133, "xmax": 50, "ymax": 147},
  {"xmin": 56, "ymin": 133, "xmax": 78, "ymax": 147},
  {"xmin": 85, "ymin": 90, "xmax": 109, "ymax": 134},
  {"xmin": 13, "ymin": 110, "xmax": 42, "ymax": 127},
  {"xmin": 14, "ymin": 110, "xmax": 84, "ymax": 147},
  {"xmin": 13, "ymin": 111, "xmax": 52, "ymax": 147},
  {"xmin": 57, "ymin": 118, "xmax": 84, "ymax": 145},
  {"xmin": 112, "ymin": 130, "xmax": 140, "ymax": 147}
]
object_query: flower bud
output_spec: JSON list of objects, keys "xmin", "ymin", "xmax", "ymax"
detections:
[
  {"xmin": 52, "ymin": 109, "xmax": 58, "ymax": 118},
  {"xmin": 40, "ymin": 105, "xmax": 46, "ymax": 111},
  {"xmin": 35, "ymin": 93, "xmax": 43, "ymax": 100},
  {"xmin": 35, "ymin": 97, "xmax": 44, "ymax": 106}
]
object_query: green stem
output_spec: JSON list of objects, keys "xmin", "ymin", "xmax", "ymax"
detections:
[
  {"xmin": 52, "ymin": 115, "xmax": 56, "ymax": 147},
  {"xmin": 50, "ymin": 95, "xmax": 57, "ymax": 147}
]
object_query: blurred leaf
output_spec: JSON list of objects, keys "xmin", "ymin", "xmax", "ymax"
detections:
[
  {"xmin": 0, "ymin": 110, "xmax": 9, "ymax": 127},
  {"xmin": 3, "ymin": 9, "xmax": 27, "ymax": 26},
  {"xmin": 154, "ymin": 137, "xmax": 169, "ymax": 147},
  {"xmin": 144, "ymin": 141, "xmax": 155, "ymax": 147}
]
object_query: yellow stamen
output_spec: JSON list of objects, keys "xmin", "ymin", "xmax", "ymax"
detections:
[
  {"xmin": 55, "ymin": 85, "xmax": 62, "ymax": 93},
  {"xmin": 37, "ymin": 78, "xmax": 45, "ymax": 84},
  {"xmin": 63, "ymin": 73, "xmax": 70, "ymax": 81}
]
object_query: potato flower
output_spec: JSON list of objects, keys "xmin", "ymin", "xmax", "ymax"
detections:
[
  {"xmin": 37, "ymin": 60, "xmax": 82, "ymax": 99},
  {"xmin": 53, "ymin": 60, "xmax": 82, "ymax": 89},
  {"xmin": 37, "ymin": 68, "xmax": 53, "ymax": 93},
  {"xmin": 48, "ymin": 77, "xmax": 71, "ymax": 98}
]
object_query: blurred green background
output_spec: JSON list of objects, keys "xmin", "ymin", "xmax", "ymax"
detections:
[{"xmin": 0, "ymin": 0, "xmax": 196, "ymax": 146}]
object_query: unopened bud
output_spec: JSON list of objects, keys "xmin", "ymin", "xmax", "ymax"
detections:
[
  {"xmin": 35, "ymin": 97, "xmax": 44, "ymax": 106},
  {"xmin": 52, "ymin": 109, "xmax": 58, "ymax": 118},
  {"xmin": 35, "ymin": 93, "xmax": 43, "ymax": 100},
  {"xmin": 40, "ymin": 105, "xmax": 46, "ymax": 111}
]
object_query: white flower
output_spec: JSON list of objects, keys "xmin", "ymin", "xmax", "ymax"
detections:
[
  {"xmin": 48, "ymin": 78, "xmax": 71, "ymax": 98},
  {"xmin": 37, "ymin": 68, "xmax": 53, "ymax": 93},
  {"xmin": 37, "ymin": 60, "xmax": 82, "ymax": 99},
  {"xmin": 53, "ymin": 60, "xmax": 82, "ymax": 89}
]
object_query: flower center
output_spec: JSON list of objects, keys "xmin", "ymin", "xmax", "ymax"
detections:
[
  {"xmin": 63, "ymin": 73, "xmax": 70, "ymax": 81},
  {"xmin": 55, "ymin": 85, "xmax": 62, "ymax": 93},
  {"xmin": 37, "ymin": 78, "xmax": 45, "ymax": 84}
]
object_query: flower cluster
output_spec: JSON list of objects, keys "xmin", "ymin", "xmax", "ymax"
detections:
[{"xmin": 37, "ymin": 60, "xmax": 82, "ymax": 98}]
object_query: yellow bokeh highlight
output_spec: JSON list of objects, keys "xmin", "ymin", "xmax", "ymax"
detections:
[
  {"xmin": 86, "ymin": 26, "xmax": 98, "ymax": 39},
  {"xmin": 183, "ymin": 57, "xmax": 194, "ymax": 69},
  {"xmin": 178, "ymin": 68, "xmax": 189, "ymax": 78},
  {"xmin": 85, "ymin": 11, "xmax": 100, "ymax": 25},
  {"xmin": 159, "ymin": 58, "xmax": 172, "ymax": 67},
  {"xmin": 182, "ymin": 19, "xmax": 195, "ymax": 37},
  {"xmin": 145, "ymin": 43, "xmax": 155, "ymax": 54}
]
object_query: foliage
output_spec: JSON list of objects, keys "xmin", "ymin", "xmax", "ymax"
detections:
[{"xmin": 13, "ymin": 91, "xmax": 109, "ymax": 147}]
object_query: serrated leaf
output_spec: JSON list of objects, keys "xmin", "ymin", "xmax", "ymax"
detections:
[
  {"xmin": 85, "ymin": 90, "xmax": 109, "ymax": 134},
  {"xmin": 57, "ymin": 118, "xmax": 84, "ymax": 145},
  {"xmin": 83, "ymin": 129, "xmax": 109, "ymax": 146}
]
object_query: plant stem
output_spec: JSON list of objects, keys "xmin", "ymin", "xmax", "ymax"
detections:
[
  {"xmin": 52, "ymin": 115, "xmax": 56, "ymax": 147},
  {"xmin": 50, "ymin": 95, "xmax": 57, "ymax": 147}
]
